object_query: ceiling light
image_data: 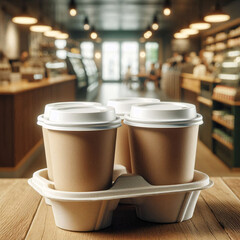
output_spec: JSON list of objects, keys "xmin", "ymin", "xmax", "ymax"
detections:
[
  {"xmin": 30, "ymin": 23, "xmax": 52, "ymax": 32},
  {"xmin": 44, "ymin": 30, "xmax": 61, "ymax": 38},
  {"xmin": 90, "ymin": 27, "xmax": 98, "ymax": 40},
  {"xmin": 95, "ymin": 52, "xmax": 101, "ymax": 59},
  {"xmin": 144, "ymin": 26, "xmax": 152, "ymax": 39},
  {"xmin": 55, "ymin": 32, "xmax": 69, "ymax": 39},
  {"xmin": 204, "ymin": 0, "xmax": 230, "ymax": 23},
  {"xmin": 190, "ymin": 21, "xmax": 211, "ymax": 30},
  {"xmin": 12, "ymin": 5, "xmax": 38, "ymax": 25},
  {"xmin": 174, "ymin": 32, "xmax": 188, "ymax": 39},
  {"xmin": 181, "ymin": 28, "xmax": 199, "ymax": 35},
  {"xmin": 151, "ymin": 15, "xmax": 159, "ymax": 31},
  {"xmin": 140, "ymin": 51, "xmax": 146, "ymax": 58},
  {"xmin": 69, "ymin": 0, "xmax": 77, "ymax": 16},
  {"xmin": 84, "ymin": 16, "xmax": 90, "ymax": 31},
  {"xmin": 163, "ymin": 0, "xmax": 171, "ymax": 16}
]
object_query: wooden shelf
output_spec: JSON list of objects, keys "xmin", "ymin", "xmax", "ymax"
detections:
[
  {"xmin": 212, "ymin": 116, "xmax": 234, "ymax": 130},
  {"xmin": 212, "ymin": 96, "xmax": 240, "ymax": 106},
  {"xmin": 198, "ymin": 96, "xmax": 213, "ymax": 107},
  {"xmin": 212, "ymin": 133, "xmax": 234, "ymax": 150}
]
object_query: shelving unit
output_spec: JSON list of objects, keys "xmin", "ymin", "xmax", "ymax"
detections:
[
  {"xmin": 198, "ymin": 79, "xmax": 219, "ymax": 150},
  {"xmin": 211, "ymin": 98, "xmax": 240, "ymax": 168},
  {"xmin": 202, "ymin": 18, "xmax": 240, "ymax": 168},
  {"xmin": 212, "ymin": 133, "xmax": 233, "ymax": 150},
  {"xmin": 212, "ymin": 96, "xmax": 240, "ymax": 106},
  {"xmin": 212, "ymin": 115, "xmax": 234, "ymax": 130}
]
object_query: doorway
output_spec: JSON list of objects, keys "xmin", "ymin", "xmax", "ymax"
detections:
[{"xmin": 102, "ymin": 41, "xmax": 139, "ymax": 82}]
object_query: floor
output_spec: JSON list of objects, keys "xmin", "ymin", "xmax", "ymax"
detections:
[{"xmin": 23, "ymin": 82, "xmax": 240, "ymax": 178}]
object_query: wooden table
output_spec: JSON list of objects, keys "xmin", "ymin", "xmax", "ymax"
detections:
[{"xmin": 1, "ymin": 177, "xmax": 240, "ymax": 240}]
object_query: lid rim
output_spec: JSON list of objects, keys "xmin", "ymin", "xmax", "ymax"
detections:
[
  {"xmin": 37, "ymin": 116, "xmax": 121, "ymax": 131},
  {"xmin": 124, "ymin": 114, "xmax": 203, "ymax": 128}
]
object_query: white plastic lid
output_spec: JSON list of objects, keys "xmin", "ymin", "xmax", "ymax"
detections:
[
  {"xmin": 38, "ymin": 105, "xmax": 121, "ymax": 131},
  {"xmin": 124, "ymin": 102, "xmax": 203, "ymax": 128},
  {"xmin": 107, "ymin": 97, "xmax": 160, "ymax": 118},
  {"xmin": 44, "ymin": 102, "xmax": 101, "ymax": 119}
]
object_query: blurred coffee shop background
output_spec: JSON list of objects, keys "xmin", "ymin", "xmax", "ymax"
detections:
[{"xmin": 0, "ymin": 0, "xmax": 240, "ymax": 178}]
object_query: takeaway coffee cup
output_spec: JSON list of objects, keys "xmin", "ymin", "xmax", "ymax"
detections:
[
  {"xmin": 107, "ymin": 98, "xmax": 160, "ymax": 172},
  {"xmin": 124, "ymin": 102, "xmax": 203, "ymax": 185},
  {"xmin": 38, "ymin": 104, "xmax": 121, "ymax": 191},
  {"xmin": 39, "ymin": 102, "xmax": 101, "ymax": 181}
]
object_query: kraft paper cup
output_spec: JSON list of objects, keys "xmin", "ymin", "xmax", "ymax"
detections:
[
  {"xmin": 124, "ymin": 102, "xmax": 203, "ymax": 185},
  {"xmin": 38, "ymin": 104, "xmax": 121, "ymax": 191},
  {"xmin": 107, "ymin": 98, "xmax": 160, "ymax": 172},
  {"xmin": 40, "ymin": 102, "xmax": 101, "ymax": 181}
]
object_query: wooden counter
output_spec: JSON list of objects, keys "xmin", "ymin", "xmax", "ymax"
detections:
[
  {"xmin": 0, "ymin": 75, "xmax": 76, "ymax": 95},
  {"xmin": 0, "ymin": 75, "xmax": 76, "ymax": 175},
  {"xmin": 1, "ymin": 177, "xmax": 240, "ymax": 239}
]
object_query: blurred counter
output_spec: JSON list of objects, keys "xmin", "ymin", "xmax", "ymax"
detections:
[
  {"xmin": 0, "ymin": 75, "xmax": 76, "ymax": 95},
  {"xmin": 0, "ymin": 74, "xmax": 76, "ymax": 176}
]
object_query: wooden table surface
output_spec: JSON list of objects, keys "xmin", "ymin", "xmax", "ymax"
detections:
[{"xmin": 1, "ymin": 177, "xmax": 240, "ymax": 240}]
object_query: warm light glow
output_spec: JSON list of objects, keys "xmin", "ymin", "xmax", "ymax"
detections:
[
  {"xmin": 140, "ymin": 51, "xmax": 146, "ymax": 58},
  {"xmin": 204, "ymin": 13, "xmax": 230, "ymax": 23},
  {"xmin": 30, "ymin": 25, "xmax": 52, "ymax": 32},
  {"xmin": 190, "ymin": 22, "xmax": 211, "ymax": 30},
  {"xmin": 163, "ymin": 8, "xmax": 171, "ymax": 16},
  {"xmin": 174, "ymin": 32, "xmax": 188, "ymax": 39},
  {"xmin": 44, "ymin": 30, "xmax": 61, "ymax": 37},
  {"xmin": 90, "ymin": 32, "xmax": 98, "ymax": 40},
  {"xmin": 84, "ymin": 24, "xmax": 90, "ymax": 31},
  {"xmin": 144, "ymin": 31, "xmax": 152, "ymax": 39},
  {"xmin": 55, "ymin": 33, "xmax": 69, "ymax": 39},
  {"xmin": 152, "ymin": 23, "xmax": 159, "ymax": 31},
  {"xmin": 180, "ymin": 28, "xmax": 199, "ymax": 35},
  {"xmin": 69, "ymin": 8, "xmax": 77, "ymax": 16},
  {"xmin": 95, "ymin": 52, "xmax": 101, "ymax": 59},
  {"xmin": 12, "ymin": 16, "xmax": 38, "ymax": 25}
]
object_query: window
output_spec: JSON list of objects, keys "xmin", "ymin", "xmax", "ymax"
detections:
[
  {"xmin": 121, "ymin": 42, "xmax": 139, "ymax": 78},
  {"xmin": 80, "ymin": 42, "xmax": 94, "ymax": 58},
  {"xmin": 102, "ymin": 42, "xmax": 120, "ymax": 81},
  {"xmin": 145, "ymin": 42, "xmax": 159, "ymax": 71}
]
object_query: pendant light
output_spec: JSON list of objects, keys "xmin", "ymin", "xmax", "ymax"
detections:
[
  {"xmin": 151, "ymin": 15, "xmax": 159, "ymax": 31},
  {"xmin": 163, "ymin": 0, "xmax": 171, "ymax": 16},
  {"xmin": 44, "ymin": 30, "xmax": 61, "ymax": 37},
  {"xmin": 144, "ymin": 26, "xmax": 152, "ymax": 39},
  {"xmin": 84, "ymin": 16, "xmax": 90, "ymax": 31},
  {"xmin": 189, "ymin": 0, "xmax": 211, "ymax": 30},
  {"xmin": 190, "ymin": 21, "xmax": 211, "ymax": 30},
  {"xmin": 56, "ymin": 32, "xmax": 69, "ymax": 39},
  {"xmin": 30, "ymin": 22, "xmax": 52, "ymax": 32},
  {"xmin": 174, "ymin": 32, "xmax": 188, "ymax": 39},
  {"xmin": 12, "ymin": 1, "xmax": 38, "ymax": 25},
  {"xmin": 90, "ymin": 27, "xmax": 98, "ymax": 40},
  {"xmin": 30, "ymin": 0, "xmax": 51, "ymax": 32},
  {"xmin": 69, "ymin": 0, "xmax": 77, "ymax": 16},
  {"xmin": 180, "ymin": 28, "xmax": 199, "ymax": 35},
  {"xmin": 204, "ymin": 0, "xmax": 230, "ymax": 23}
]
